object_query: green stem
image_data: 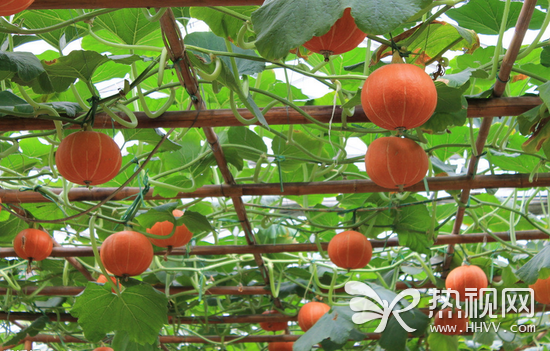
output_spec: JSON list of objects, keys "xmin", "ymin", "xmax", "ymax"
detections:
[{"xmin": 89, "ymin": 214, "xmax": 120, "ymax": 296}]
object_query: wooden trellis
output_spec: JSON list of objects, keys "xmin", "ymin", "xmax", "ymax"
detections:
[{"xmin": 0, "ymin": 0, "xmax": 547, "ymax": 349}]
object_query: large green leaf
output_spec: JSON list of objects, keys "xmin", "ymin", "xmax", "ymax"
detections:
[
  {"xmin": 427, "ymin": 333, "xmax": 458, "ymax": 351},
  {"xmin": 122, "ymin": 129, "xmax": 181, "ymax": 152},
  {"xmin": 93, "ymin": 9, "xmax": 162, "ymax": 46},
  {"xmin": 394, "ymin": 199, "xmax": 435, "ymax": 255},
  {"xmin": 71, "ymin": 283, "xmax": 168, "ymax": 344},
  {"xmin": 251, "ymin": 0, "xmax": 430, "ymax": 60},
  {"xmin": 20, "ymin": 10, "xmax": 88, "ymax": 51},
  {"xmin": 3, "ymin": 316, "xmax": 49, "ymax": 346},
  {"xmin": 0, "ymin": 213, "xmax": 29, "ymax": 244},
  {"xmin": 189, "ymin": 7, "xmax": 258, "ymax": 40},
  {"xmin": 0, "ymin": 51, "xmax": 44, "ymax": 82},
  {"xmin": 516, "ymin": 245, "xmax": 550, "ymax": 284},
  {"xmin": 446, "ymin": 0, "xmax": 547, "ymax": 35}
]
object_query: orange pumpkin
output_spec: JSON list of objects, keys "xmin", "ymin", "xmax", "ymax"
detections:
[
  {"xmin": 361, "ymin": 63, "xmax": 437, "ymax": 130},
  {"xmin": 56, "ymin": 131, "xmax": 122, "ymax": 186},
  {"xmin": 433, "ymin": 307, "xmax": 469, "ymax": 335},
  {"xmin": 13, "ymin": 229, "xmax": 53, "ymax": 262},
  {"xmin": 0, "ymin": 0, "xmax": 35, "ymax": 16},
  {"xmin": 445, "ymin": 265, "xmax": 488, "ymax": 302},
  {"xmin": 529, "ymin": 276, "xmax": 550, "ymax": 304},
  {"xmin": 297, "ymin": 301, "xmax": 330, "ymax": 332},
  {"xmin": 327, "ymin": 231, "xmax": 372, "ymax": 269},
  {"xmin": 268, "ymin": 342, "xmax": 294, "ymax": 351},
  {"xmin": 364, "ymin": 136, "xmax": 428, "ymax": 190},
  {"xmin": 259, "ymin": 310, "xmax": 287, "ymax": 331},
  {"xmin": 100, "ymin": 231, "xmax": 154, "ymax": 277},
  {"xmin": 93, "ymin": 348, "xmax": 114, "ymax": 351},
  {"xmin": 146, "ymin": 210, "xmax": 193, "ymax": 249},
  {"xmin": 303, "ymin": 8, "xmax": 366, "ymax": 61}
]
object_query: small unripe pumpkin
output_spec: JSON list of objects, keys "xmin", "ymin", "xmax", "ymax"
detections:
[
  {"xmin": 56, "ymin": 131, "xmax": 122, "ymax": 186},
  {"xmin": 268, "ymin": 342, "xmax": 294, "ymax": 351},
  {"xmin": 445, "ymin": 265, "xmax": 488, "ymax": 302},
  {"xmin": 364, "ymin": 137, "xmax": 428, "ymax": 190},
  {"xmin": 146, "ymin": 210, "xmax": 193, "ymax": 248},
  {"xmin": 529, "ymin": 276, "xmax": 550, "ymax": 304},
  {"xmin": 298, "ymin": 301, "xmax": 330, "ymax": 332},
  {"xmin": 361, "ymin": 63, "xmax": 437, "ymax": 130},
  {"xmin": 0, "ymin": 0, "xmax": 35, "ymax": 16},
  {"xmin": 100, "ymin": 231, "xmax": 154, "ymax": 277},
  {"xmin": 433, "ymin": 307, "xmax": 469, "ymax": 335},
  {"xmin": 13, "ymin": 229, "xmax": 53, "ymax": 261},
  {"xmin": 259, "ymin": 310, "xmax": 287, "ymax": 331},
  {"xmin": 303, "ymin": 7, "xmax": 366, "ymax": 61},
  {"xmin": 328, "ymin": 231, "xmax": 372, "ymax": 269}
]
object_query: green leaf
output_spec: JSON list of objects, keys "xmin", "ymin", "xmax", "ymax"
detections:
[
  {"xmin": 394, "ymin": 200, "xmax": 435, "ymax": 255},
  {"xmin": 189, "ymin": 7, "xmax": 257, "ymax": 39},
  {"xmin": 427, "ymin": 333, "xmax": 458, "ymax": 351},
  {"xmin": 348, "ymin": 0, "xmax": 431, "ymax": 34},
  {"xmin": 151, "ymin": 175, "xmax": 196, "ymax": 198},
  {"xmin": 21, "ymin": 10, "xmax": 88, "ymax": 51},
  {"xmin": 227, "ymin": 126, "xmax": 267, "ymax": 160},
  {"xmin": 112, "ymin": 330, "xmax": 158, "ymax": 351},
  {"xmin": 94, "ymin": 9, "xmax": 162, "ymax": 46},
  {"xmin": 3, "ymin": 315, "xmax": 49, "ymax": 346},
  {"xmin": 294, "ymin": 306, "xmax": 364, "ymax": 351},
  {"xmin": 538, "ymin": 81, "xmax": 550, "ymax": 109},
  {"xmin": 541, "ymin": 46, "xmax": 550, "ymax": 68},
  {"xmin": 122, "ymin": 129, "xmax": 181, "ymax": 152},
  {"xmin": 446, "ymin": 0, "xmax": 547, "ymax": 35},
  {"xmin": 516, "ymin": 245, "xmax": 550, "ymax": 284},
  {"xmin": 0, "ymin": 214, "xmax": 29, "ymax": 244},
  {"xmin": 0, "ymin": 51, "xmax": 44, "ymax": 82},
  {"xmin": 175, "ymin": 210, "xmax": 213, "ymax": 235},
  {"xmin": 134, "ymin": 203, "xmax": 177, "ymax": 230},
  {"xmin": 71, "ymin": 283, "xmax": 168, "ymax": 344},
  {"xmin": 43, "ymin": 50, "xmax": 113, "ymax": 82}
]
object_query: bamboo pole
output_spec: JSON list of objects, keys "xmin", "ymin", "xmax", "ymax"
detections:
[
  {"xmin": 29, "ymin": 0, "xmax": 264, "ymax": 9},
  {"xmin": 1, "ymin": 230, "xmax": 546, "ymax": 258},
  {"xmin": 442, "ymin": 0, "xmax": 539, "ymax": 276},
  {"xmin": 1, "ymin": 173, "xmax": 549, "ymax": 204},
  {"xmin": 0, "ymin": 97, "xmax": 540, "ymax": 132}
]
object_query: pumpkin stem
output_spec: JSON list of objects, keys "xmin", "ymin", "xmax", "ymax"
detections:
[
  {"xmin": 398, "ymin": 184, "xmax": 404, "ymax": 193},
  {"xmin": 391, "ymin": 51, "xmax": 405, "ymax": 64},
  {"xmin": 26, "ymin": 259, "xmax": 33, "ymax": 274},
  {"xmin": 320, "ymin": 50, "xmax": 333, "ymax": 62},
  {"xmin": 395, "ymin": 127, "xmax": 407, "ymax": 136},
  {"xmin": 164, "ymin": 246, "xmax": 173, "ymax": 261}
]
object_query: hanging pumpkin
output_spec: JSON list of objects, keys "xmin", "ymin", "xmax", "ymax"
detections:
[
  {"xmin": 100, "ymin": 231, "xmax": 154, "ymax": 278},
  {"xmin": 13, "ymin": 228, "xmax": 53, "ymax": 262},
  {"xmin": 445, "ymin": 265, "xmax": 488, "ymax": 301},
  {"xmin": 327, "ymin": 230, "xmax": 372, "ymax": 269},
  {"xmin": 364, "ymin": 136, "xmax": 428, "ymax": 190},
  {"xmin": 259, "ymin": 310, "xmax": 288, "ymax": 331},
  {"xmin": 529, "ymin": 276, "xmax": 550, "ymax": 304},
  {"xmin": 55, "ymin": 131, "xmax": 122, "ymax": 186},
  {"xmin": 268, "ymin": 342, "xmax": 294, "ymax": 351},
  {"xmin": 298, "ymin": 301, "xmax": 330, "ymax": 332},
  {"xmin": 303, "ymin": 8, "xmax": 366, "ymax": 61},
  {"xmin": 0, "ymin": 0, "xmax": 35, "ymax": 16},
  {"xmin": 147, "ymin": 210, "xmax": 193, "ymax": 250},
  {"xmin": 361, "ymin": 63, "xmax": 437, "ymax": 130},
  {"xmin": 433, "ymin": 307, "xmax": 469, "ymax": 335}
]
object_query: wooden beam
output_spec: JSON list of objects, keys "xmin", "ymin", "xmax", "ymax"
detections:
[
  {"xmin": 1, "ymin": 230, "xmax": 546, "ymax": 258},
  {"xmin": 0, "ymin": 285, "xmax": 270, "ymax": 296},
  {"xmin": 29, "ymin": 0, "xmax": 264, "ymax": 10},
  {"xmin": 0, "ymin": 97, "xmax": 541, "ymax": 132},
  {"xmin": 1, "ymin": 173, "xmax": 549, "ymax": 204}
]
